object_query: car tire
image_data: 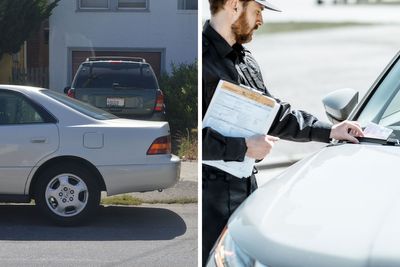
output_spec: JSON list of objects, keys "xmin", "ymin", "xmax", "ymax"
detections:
[{"xmin": 34, "ymin": 163, "xmax": 100, "ymax": 226}]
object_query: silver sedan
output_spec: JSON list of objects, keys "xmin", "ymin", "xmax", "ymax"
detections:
[
  {"xmin": 0, "ymin": 85, "xmax": 180, "ymax": 225},
  {"xmin": 207, "ymin": 51, "xmax": 400, "ymax": 267}
]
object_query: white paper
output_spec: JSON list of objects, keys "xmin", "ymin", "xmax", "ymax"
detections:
[
  {"xmin": 363, "ymin": 122, "xmax": 393, "ymax": 140},
  {"xmin": 203, "ymin": 80, "xmax": 280, "ymax": 178}
]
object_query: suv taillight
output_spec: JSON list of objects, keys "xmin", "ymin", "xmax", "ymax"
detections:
[
  {"xmin": 67, "ymin": 89, "xmax": 75, "ymax": 98},
  {"xmin": 147, "ymin": 135, "xmax": 171, "ymax": 155},
  {"xmin": 155, "ymin": 89, "xmax": 164, "ymax": 112}
]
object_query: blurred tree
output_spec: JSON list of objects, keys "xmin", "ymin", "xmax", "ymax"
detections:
[{"xmin": 0, "ymin": 0, "xmax": 60, "ymax": 60}]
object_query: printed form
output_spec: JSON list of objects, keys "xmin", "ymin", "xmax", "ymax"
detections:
[{"xmin": 203, "ymin": 80, "xmax": 280, "ymax": 178}]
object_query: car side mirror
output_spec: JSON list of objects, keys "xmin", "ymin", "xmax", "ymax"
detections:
[
  {"xmin": 64, "ymin": 86, "xmax": 71, "ymax": 94},
  {"xmin": 322, "ymin": 88, "xmax": 358, "ymax": 124}
]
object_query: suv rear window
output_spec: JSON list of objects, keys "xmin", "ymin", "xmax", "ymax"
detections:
[{"xmin": 73, "ymin": 62, "xmax": 158, "ymax": 89}]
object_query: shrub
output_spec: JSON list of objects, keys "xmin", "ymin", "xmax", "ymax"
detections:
[
  {"xmin": 176, "ymin": 128, "xmax": 198, "ymax": 161},
  {"xmin": 160, "ymin": 61, "xmax": 198, "ymax": 158}
]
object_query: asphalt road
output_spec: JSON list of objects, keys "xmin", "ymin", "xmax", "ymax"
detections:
[
  {"xmin": 0, "ymin": 203, "xmax": 197, "ymax": 267},
  {"xmin": 0, "ymin": 162, "xmax": 198, "ymax": 267}
]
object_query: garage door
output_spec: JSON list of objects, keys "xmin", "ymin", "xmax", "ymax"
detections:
[{"xmin": 71, "ymin": 50, "xmax": 162, "ymax": 82}]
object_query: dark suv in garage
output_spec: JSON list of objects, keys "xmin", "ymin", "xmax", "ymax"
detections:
[{"xmin": 65, "ymin": 57, "xmax": 165, "ymax": 121}]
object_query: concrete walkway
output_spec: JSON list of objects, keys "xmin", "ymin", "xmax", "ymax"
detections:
[
  {"xmin": 127, "ymin": 161, "xmax": 198, "ymax": 202},
  {"xmin": 180, "ymin": 161, "xmax": 198, "ymax": 182}
]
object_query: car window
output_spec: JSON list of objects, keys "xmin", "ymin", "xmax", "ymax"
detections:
[
  {"xmin": 41, "ymin": 89, "xmax": 118, "ymax": 120},
  {"xmin": 73, "ymin": 62, "xmax": 158, "ymax": 89},
  {"xmin": 357, "ymin": 56, "xmax": 400, "ymax": 139},
  {"xmin": 0, "ymin": 91, "xmax": 45, "ymax": 125}
]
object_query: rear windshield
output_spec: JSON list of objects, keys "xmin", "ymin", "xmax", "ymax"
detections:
[
  {"xmin": 73, "ymin": 62, "xmax": 158, "ymax": 89},
  {"xmin": 41, "ymin": 89, "xmax": 118, "ymax": 120}
]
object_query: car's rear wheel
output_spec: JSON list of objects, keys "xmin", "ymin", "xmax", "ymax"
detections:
[{"xmin": 35, "ymin": 163, "xmax": 100, "ymax": 225}]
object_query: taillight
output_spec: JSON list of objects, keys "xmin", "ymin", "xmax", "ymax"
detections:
[
  {"xmin": 154, "ymin": 89, "xmax": 164, "ymax": 112},
  {"xmin": 147, "ymin": 135, "xmax": 171, "ymax": 155},
  {"xmin": 67, "ymin": 88, "xmax": 75, "ymax": 98}
]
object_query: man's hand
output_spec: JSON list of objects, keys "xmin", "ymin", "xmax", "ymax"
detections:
[
  {"xmin": 245, "ymin": 135, "xmax": 280, "ymax": 159},
  {"xmin": 330, "ymin": 120, "xmax": 364, "ymax": 143}
]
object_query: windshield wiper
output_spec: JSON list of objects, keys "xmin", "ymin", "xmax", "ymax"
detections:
[{"xmin": 356, "ymin": 137, "xmax": 400, "ymax": 146}]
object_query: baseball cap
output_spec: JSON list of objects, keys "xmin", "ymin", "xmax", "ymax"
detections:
[{"xmin": 254, "ymin": 0, "xmax": 282, "ymax": 12}]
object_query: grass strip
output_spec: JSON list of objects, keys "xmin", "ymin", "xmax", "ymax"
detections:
[
  {"xmin": 101, "ymin": 195, "xmax": 143, "ymax": 206},
  {"xmin": 256, "ymin": 21, "xmax": 372, "ymax": 35},
  {"xmin": 145, "ymin": 197, "xmax": 198, "ymax": 205},
  {"xmin": 101, "ymin": 195, "xmax": 197, "ymax": 206}
]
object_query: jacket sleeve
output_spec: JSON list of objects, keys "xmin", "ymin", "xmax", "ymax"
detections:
[
  {"xmin": 202, "ymin": 127, "xmax": 247, "ymax": 161},
  {"xmin": 202, "ymin": 44, "xmax": 248, "ymax": 162},
  {"xmin": 240, "ymin": 49, "xmax": 332, "ymax": 143},
  {"xmin": 268, "ymin": 99, "xmax": 332, "ymax": 143}
]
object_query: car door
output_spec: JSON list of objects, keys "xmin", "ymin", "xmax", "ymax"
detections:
[{"xmin": 0, "ymin": 90, "xmax": 59, "ymax": 195}]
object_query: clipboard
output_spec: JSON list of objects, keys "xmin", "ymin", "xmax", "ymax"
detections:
[{"xmin": 203, "ymin": 80, "xmax": 280, "ymax": 178}]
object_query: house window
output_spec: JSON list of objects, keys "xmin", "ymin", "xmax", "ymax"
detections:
[
  {"xmin": 118, "ymin": 0, "xmax": 147, "ymax": 9},
  {"xmin": 177, "ymin": 0, "xmax": 197, "ymax": 10},
  {"xmin": 77, "ymin": 0, "xmax": 148, "ymax": 11},
  {"xmin": 80, "ymin": 0, "xmax": 109, "ymax": 9}
]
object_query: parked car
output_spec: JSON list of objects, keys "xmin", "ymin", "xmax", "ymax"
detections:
[
  {"xmin": 206, "ymin": 51, "xmax": 400, "ymax": 267},
  {"xmin": 65, "ymin": 57, "xmax": 165, "ymax": 121},
  {"xmin": 0, "ymin": 85, "xmax": 179, "ymax": 225}
]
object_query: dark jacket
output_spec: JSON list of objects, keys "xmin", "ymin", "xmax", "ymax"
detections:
[{"xmin": 202, "ymin": 20, "xmax": 332, "ymax": 162}]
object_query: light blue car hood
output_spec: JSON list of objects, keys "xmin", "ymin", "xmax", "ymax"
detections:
[{"xmin": 228, "ymin": 144, "xmax": 400, "ymax": 267}]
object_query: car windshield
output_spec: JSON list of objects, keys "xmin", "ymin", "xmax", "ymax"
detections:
[
  {"xmin": 356, "ymin": 55, "xmax": 400, "ymax": 140},
  {"xmin": 41, "ymin": 89, "xmax": 118, "ymax": 120},
  {"xmin": 73, "ymin": 62, "xmax": 158, "ymax": 89}
]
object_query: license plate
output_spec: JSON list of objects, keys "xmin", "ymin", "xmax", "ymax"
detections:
[{"xmin": 107, "ymin": 98, "xmax": 125, "ymax": 107}]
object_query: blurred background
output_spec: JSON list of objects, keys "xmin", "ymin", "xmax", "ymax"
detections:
[{"xmin": 202, "ymin": 0, "xmax": 400, "ymax": 183}]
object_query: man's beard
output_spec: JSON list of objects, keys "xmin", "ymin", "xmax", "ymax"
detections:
[{"xmin": 231, "ymin": 11, "xmax": 258, "ymax": 44}]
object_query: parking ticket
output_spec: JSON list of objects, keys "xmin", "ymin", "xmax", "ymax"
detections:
[{"xmin": 363, "ymin": 122, "xmax": 393, "ymax": 140}]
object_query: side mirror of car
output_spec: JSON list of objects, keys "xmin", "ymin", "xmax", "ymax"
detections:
[
  {"xmin": 64, "ymin": 86, "xmax": 71, "ymax": 94},
  {"xmin": 322, "ymin": 88, "xmax": 358, "ymax": 124}
]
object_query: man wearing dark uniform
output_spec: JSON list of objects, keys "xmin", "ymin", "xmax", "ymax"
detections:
[{"xmin": 202, "ymin": 0, "xmax": 364, "ymax": 264}]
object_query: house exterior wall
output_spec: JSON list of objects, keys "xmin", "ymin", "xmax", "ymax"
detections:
[{"xmin": 49, "ymin": 0, "xmax": 197, "ymax": 92}]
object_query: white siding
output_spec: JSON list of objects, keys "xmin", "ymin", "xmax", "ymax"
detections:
[{"xmin": 49, "ymin": 0, "xmax": 197, "ymax": 91}]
